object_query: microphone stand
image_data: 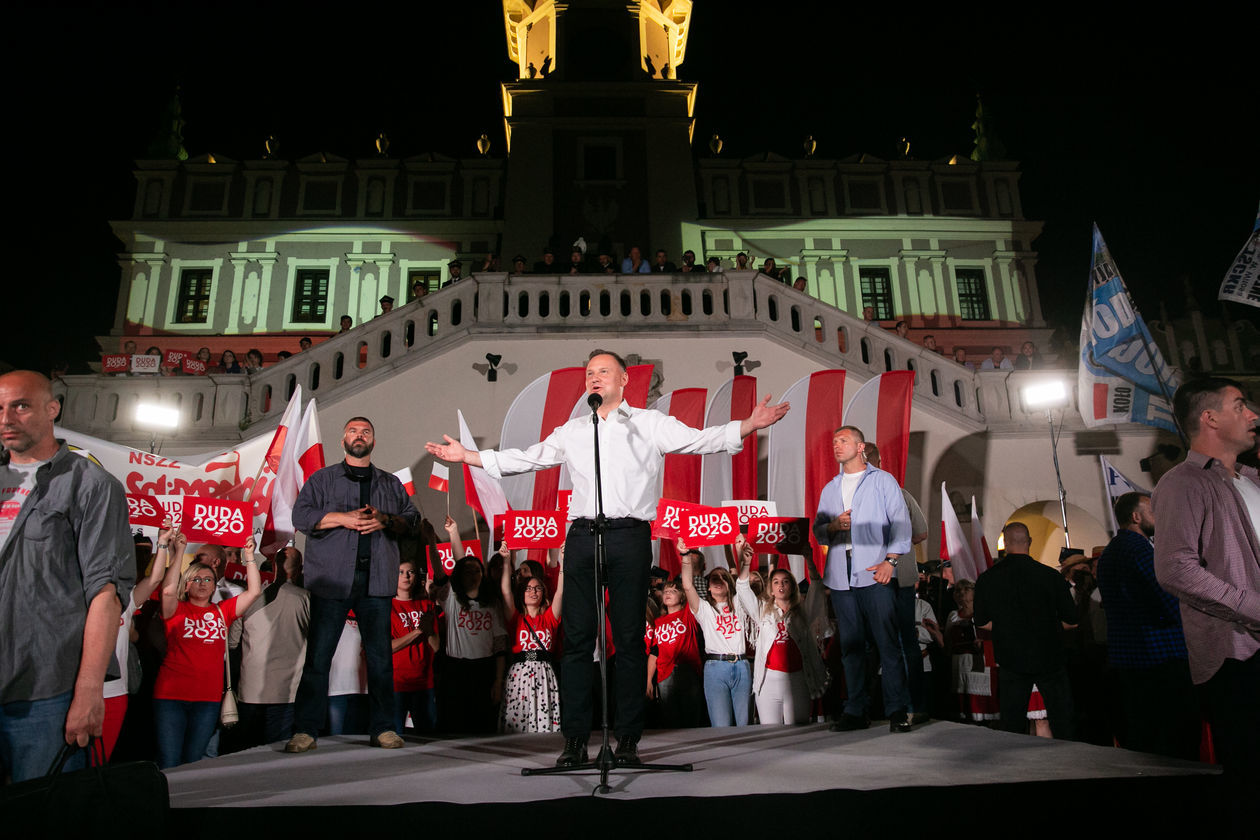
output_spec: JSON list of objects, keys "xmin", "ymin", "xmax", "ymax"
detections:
[{"xmin": 522, "ymin": 392, "xmax": 691, "ymax": 793}]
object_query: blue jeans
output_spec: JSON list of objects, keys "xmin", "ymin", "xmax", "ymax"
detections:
[
  {"xmin": 326, "ymin": 695, "xmax": 369, "ymax": 735},
  {"xmin": 152, "ymin": 698, "xmax": 219, "ymax": 769},
  {"xmin": 703, "ymin": 659, "xmax": 752, "ymax": 726},
  {"xmin": 293, "ymin": 568, "xmax": 394, "ymax": 739},
  {"xmin": 831, "ymin": 584, "xmax": 909, "ymax": 719},
  {"xmin": 0, "ymin": 690, "xmax": 82, "ymax": 783}
]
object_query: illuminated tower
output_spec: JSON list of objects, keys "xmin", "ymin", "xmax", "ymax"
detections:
[{"xmin": 499, "ymin": 0, "xmax": 698, "ymax": 262}]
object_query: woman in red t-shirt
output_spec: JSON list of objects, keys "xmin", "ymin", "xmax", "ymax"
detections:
[
  {"xmin": 647, "ymin": 579, "xmax": 704, "ymax": 728},
  {"xmin": 392, "ymin": 559, "xmax": 439, "ymax": 734},
  {"xmin": 153, "ymin": 536, "xmax": 261, "ymax": 768},
  {"xmin": 499, "ymin": 545, "xmax": 565, "ymax": 732}
]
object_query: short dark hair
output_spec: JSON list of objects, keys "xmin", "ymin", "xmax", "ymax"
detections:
[
  {"xmin": 587, "ymin": 349, "xmax": 628, "ymax": 372},
  {"xmin": 1174, "ymin": 377, "xmax": 1246, "ymax": 436},
  {"xmin": 1002, "ymin": 521, "xmax": 1031, "ymax": 547},
  {"xmin": 344, "ymin": 416, "xmax": 374, "ymax": 431},
  {"xmin": 834, "ymin": 425, "xmax": 865, "ymax": 442},
  {"xmin": 1113, "ymin": 492, "xmax": 1150, "ymax": 525}
]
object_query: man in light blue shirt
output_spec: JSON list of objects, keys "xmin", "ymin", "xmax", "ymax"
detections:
[{"xmin": 813, "ymin": 425, "xmax": 913, "ymax": 732}]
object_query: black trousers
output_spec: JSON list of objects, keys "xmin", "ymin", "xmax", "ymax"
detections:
[
  {"xmin": 998, "ymin": 665, "xmax": 1076, "ymax": 740},
  {"xmin": 560, "ymin": 519, "xmax": 651, "ymax": 740},
  {"xmin": 1115, "ymin": 658, "xmax": 1199, "ymax": 760}
]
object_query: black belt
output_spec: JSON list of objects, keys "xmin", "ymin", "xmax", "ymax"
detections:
[
  {"xmin": 511, "ymin": 650, "xmax": 551, "ymax": 664},
  {"xmin": 704, "ymin": 653, "xmax": 748, "ymax": 662},
  {"xmin": 570, "ymin": 517, "xmax": 648, "ymax": 531}
]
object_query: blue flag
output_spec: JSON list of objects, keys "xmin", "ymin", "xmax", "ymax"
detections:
[{"xmin": 1078, "ymin": 226, "xmax": 1180, "ymax": 433}]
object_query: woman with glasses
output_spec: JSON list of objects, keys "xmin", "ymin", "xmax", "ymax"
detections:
[
  {"xmin": 498, "ymin": 544, "xmax": 565, "ymax": 732},
  {"xmin": 679, "ymin": 534, "xmax": 760, "ymax": 726},
  {"xmin": 153, "ymin": 536, "xmax": 261, "ymax": 768}
]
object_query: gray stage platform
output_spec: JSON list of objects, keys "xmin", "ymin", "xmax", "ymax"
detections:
[{"xmin": 165, "ymin": 720, "xmax": 1216, "ymax": 808}]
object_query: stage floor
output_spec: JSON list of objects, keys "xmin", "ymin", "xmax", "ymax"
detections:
[{"xmin": 166, "ymin": 720, "xmax": 1216, "ymax": 808}]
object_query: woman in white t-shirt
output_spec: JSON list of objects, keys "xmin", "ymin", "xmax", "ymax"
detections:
[
  {"xmin": 433, "ymin": 515, "xmax": 506, "ymax": 734},
  {"xmin": 679, "ymin": 534, "xmax": 760, "ymax": 726}
]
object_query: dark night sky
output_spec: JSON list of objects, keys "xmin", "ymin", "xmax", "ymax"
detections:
[{"xmin": 7, "ymin": 1, "xmax": 1257, "ymax": 372}]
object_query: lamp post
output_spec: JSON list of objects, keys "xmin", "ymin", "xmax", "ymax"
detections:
[{"xmin": 1021, "ymin": 380, "xmax": 1072, "ymax": 548}]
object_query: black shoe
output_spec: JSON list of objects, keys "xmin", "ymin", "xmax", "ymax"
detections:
[
  {"xmin": 614, "ymin": 735, "xmax": 642, "ymax": 767},
  {"xmin": 555, "ymin": 736, "xmax": 588, "ymax": 767},
  {"xmin": 829, "ymin": 714, "xmax": 870, "ymax": 732},
  {"xmin": 889, "ymin": 711, "xmax": 913, "ymax": 733}
]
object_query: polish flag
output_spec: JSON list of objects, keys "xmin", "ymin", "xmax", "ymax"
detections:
[
  {"xmin": 498, "ymin": 364, "xmax": 655, "ymax": 514},
  {"xmin": 970, "ymin": 496, "xmax": 993, "ymax": 571},
  {"xmin": 429, "ymin": 463, "xmax": 450, "ymax": 493},
  {"xmin": 649, "ymin": 387, "xmax": 708, "ymax": 575},
  {"xmin": 841, "ymin": 371, "xmax": 915, "ymax": 487},
  {"xmin": 262, "ymin": 395, "xmax": 325, "ymax": 555},
  {"xmin": 940, "ymin": 482, "xmax": 979, "ymax": 582},
  {"xmin": 498, "ymin": 367, "xmax": 587, "ymax": 514},
  {"xmin": 394, "ymin": 467, "xmax": 416, "ymax": 496},
  {"xmin": 458, "ymin": 409, "xmax": 509, "ymax": 525},
  {"xmin": 766, "ymin": 370, "xmax": 846, "ymax": 580}
]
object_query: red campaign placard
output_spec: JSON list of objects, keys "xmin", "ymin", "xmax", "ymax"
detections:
[
  {"xmin": 182, "ymin": 357, "xmax": 207, "ymax": 375},
  {"xmin": 130, "ymin": 354, "xmax": 161, "ymax": 374},
  {"xmin": 493, "ymin": 514, "xmax": 506, "ymax": 540},
  {"xmin": 433, "ymin": 541, "xmax": 483, "ymax": 574},
  {"xmin": 651, "ymin": 498, "xmax": 706, "ymax": 541},
  {"xmin": 721, "ymin": 499, "xmax": 779, "ymax": 534},
  {"xmin": 503, "ymin": 510, "xmax": 566, "ymax": 549},
  {"xmin": 748, "ymin": 516, "xmax": 813, "ymax": 555},
  {"xmin": 182, "ymin": 496, "xmax": 253, "ymax": 547},
  {"xmin": 125, "ymin": 494, "xmax": 167, "ymax": 527},
  {"xmin": 102, "ymin": 354, "xmax": 129, "ymax": 374},
  {"xmin": 224, "ymin": 562, "xmax": 276, "ymax": 586},
  {"xmin": 556, "ymin": 490, "xmax": 572, "ymax": 520},
  {"xmin": 682, "ymin": 506, "xmax": 740, "ymax": 547},
  {"xmin": 164, "ymin": 349, "xmax": 188, "ymax": 367}
]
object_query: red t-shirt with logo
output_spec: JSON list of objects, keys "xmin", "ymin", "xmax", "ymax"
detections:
[
  {"xmin": 651, "ymin": 609, "xmax": 701, "ymax": 683},
  {"xmin": 154, "ymin": 598, "xmax": 240, "ymax": 702},
  {"xmin": 765, "ymin": 619, "xmax": 803, "ymax": 673},
  {"xmin": 392, "ymin": 597, "xmax": 438, "ymax": 692},
  {"xmin": 510, "ymin": 610, "xmax": 560, "ymax": 654}
]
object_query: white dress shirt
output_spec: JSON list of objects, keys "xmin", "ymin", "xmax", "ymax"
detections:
[{"xmin": 480, "ymin": 403, "xmax": 743, "ymax": 522}]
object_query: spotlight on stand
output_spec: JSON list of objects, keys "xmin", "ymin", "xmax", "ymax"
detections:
[
  {"xmin": 135, "ymin": 402, "xmax": 179, "ymax": 454},
  {"xmin": 486, "ymin": 353, "xmax": 502, "ymax": 382},
  {"xmin": 1021, "ymin": 379, "xmax": 1072, "ymax": 548},
  {"xmin": 732, "ymin": 351, "xmax": 748, "ymax": 376}
]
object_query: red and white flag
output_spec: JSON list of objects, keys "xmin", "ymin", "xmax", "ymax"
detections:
[
  {"xmin": 650, "ymin": 387, "xmax": 707, "ymax": 575},
  {"xmin": 766, "ymin": 370, "xmax": 846, "ymax": 580},
  {"xmin": 841, "ymin": 371, "xmax": 915, "ymax": 487},
  {"xmin": 394, "ymin": 467, "xmax": 416, "ymax": 496},
  {"xmin": 498, "ymin": 367, "xmax": 588, "ymax": 514},
  {"xmin": 262, "ymin": 395, "xmax": 324, "ymax": 554},
  {"xmin": 458, "ymin": 409, "xmax": 509, "ymax": 525},
  {"xmin": 699, "ymin": 376, "xmax": 759, "ymax": 570},
  {"xmin": 429, "ymin": 463, "xmax": 450, "ymax": 493},
  {"xmin": 970, "ymin": 496, "xmax": 994, "ymax": 571},
  {"xmin": 940, "ymin": 482, "xmax": 979, "ymax": 582}
]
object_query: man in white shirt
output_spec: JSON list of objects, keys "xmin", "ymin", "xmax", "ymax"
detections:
[{"xmin": 427, "ymin": 350, "xmax": 789, "ymax": 767}]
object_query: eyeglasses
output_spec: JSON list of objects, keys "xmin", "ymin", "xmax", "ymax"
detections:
[
  {"xmin": 189, "ymin": 577, "xmax": 215, "ymax": 585},
  {"xmin": 524, "ymin": 584, "xmax": 546, "ymax": 593}
]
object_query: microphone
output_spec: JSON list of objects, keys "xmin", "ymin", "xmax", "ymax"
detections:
[{"xmin": 587, "ymin": 393, "xmax": 603, "ymax": 412}]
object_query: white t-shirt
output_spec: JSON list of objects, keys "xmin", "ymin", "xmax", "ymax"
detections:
[
  {"xmin": 1233, "ymin": 474, "xmax": 1260, "ymax": 539},
  {"xmin": 442, "ymin": 587, "xmax": 505, "ymax": 660},
  {"xmin": 0, "ymin": 461, "xmax": 42, "ymax": 551},
  {"xmin": 692, "ymin": 593, "xmax": 753, "ymax": 657},
  {"xmin": 103, "ymin": 592, "xmax": 140, "ymax": 699},
  {"xmin": 838, "ymin": 471, "xmax": 863, "ymax": 549}
]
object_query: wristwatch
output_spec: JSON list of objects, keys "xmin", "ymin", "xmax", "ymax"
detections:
[{"xmin": 886, "ymin": 556, "xmax": 898, "ymax": 567}]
